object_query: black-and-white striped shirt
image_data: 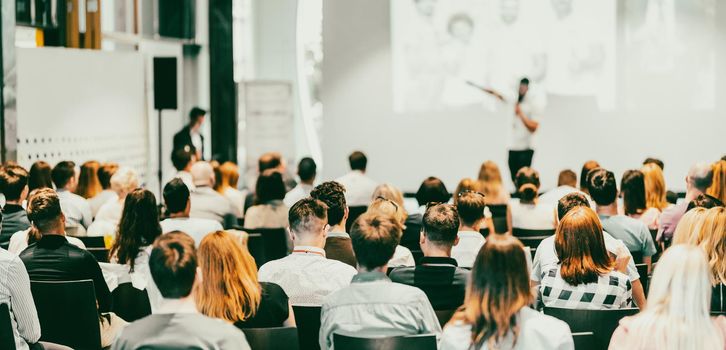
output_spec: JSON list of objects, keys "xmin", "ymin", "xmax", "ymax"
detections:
[{"xmin": 0, "ymin": 249, "xmax": 41, "ymax": 350}]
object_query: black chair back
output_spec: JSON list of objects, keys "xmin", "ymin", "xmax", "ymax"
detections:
[
  {"xmin": 0, "ymin": 304, "xmax": 16, "ymax": 350},
  {"xmin": 73, "ymin": 236, "xmax": 106, "ymax": 248},
  {"xmin": 512, "ymin": 228, "xmax": 554, "ymax": 250},
  {"xmin": 112, "ymin": 283, "xmax": 152, "ymax": 322},
  {"xmin": 346, "ymin": 206, "xmax": 369, "ymax": 232},
  {"xmin": 242, "ymin": 326, "xmax": 300, "ymax": 350},
  {"xmin": 478, "ymin": 227, "xmax": 490, "ymax": 238},
  {"xmin": 487, "ymin": 204, "xmax": 509, "ymax": 233},
  {"xmin": 30, "ymin": 279, "xmax": 102, "ymax": 350},
  {"xmin": 572, "ymin": 332, "xmax": 596, "ymax": 350},
  {"xmin": 333, "ymin": 333, "xmax": 437, "ymax": 350},
  {"xmin": 635, "ymin": 263, "xmax": 649, "ymax": 294},
  {"xmin": 292, "ymin": 305, "xmax": 322, "ymax": 350},
  {"xmin": 246, "ymin": 233, "xmax": 267, "ymax": 268},
  {"xmin": 630, "ymin": 251, "xmax": 644, "ymax": 264},
  {"xmin": 543, "ymin": 307, "xmax": 639, "ymax": 350},
  {"xmin": 434, "ymin": 309, "xmax": 457, "ymax": 327},
  {"xmin": 242, "ymin": 228, "xmax": 288, "ymax": 266},
  {"xmin": 400, "ymin": 220, "xmax": 422, "ymax": 253},
  {"xmin": 88, "ymin": 248, "xmax": 110, "ymax": 263}
]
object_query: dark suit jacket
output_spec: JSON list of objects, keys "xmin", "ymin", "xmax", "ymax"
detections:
[
  {"xmin": 324, "ymin": 235, "xmax": 357, "ymax": 268},
  {"xmin": 19, "ymin": 234, "xmax": 112, "ymax": 313},
  {"xmin": 389, "ymin": 256, "xmax": 469, "ymax": 310},
  {"xmin": 173, "ymin": 125, "xmax": 204, "ymax": 159}
]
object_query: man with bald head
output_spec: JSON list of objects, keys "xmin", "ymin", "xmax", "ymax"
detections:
[
  {"xmin": 658, "ymin": 162, "xmax": 714, "ymax": 242},
  {"xmin": 189, "ymin": 162, "xmax": 236, "ymax": 228}
]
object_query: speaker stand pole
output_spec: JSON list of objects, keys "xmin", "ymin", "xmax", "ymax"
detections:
[{"xmin": 157, "ymin": 108, "xmax": 164, "ymax": 202}]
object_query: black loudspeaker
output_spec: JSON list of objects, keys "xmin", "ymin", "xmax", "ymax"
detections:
[
  {"xmin": 158, "ymin": 0, "xmax": 195, "ymax": 39},
  {"xmin": 153, "ymin": 57, "xmax": 178, "ymax": 110}
]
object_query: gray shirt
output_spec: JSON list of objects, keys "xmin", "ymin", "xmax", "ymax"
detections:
[
  {"xmin": 320, "ymin": 271, "xmax": 442, "ymax": 350},
  {"xmin": 111, "ymin": 311, "xmax": 249, "ymax": 350},
  {"xmin": 190, "ymin": 186, "xmax": 236, "ymax": 227},
  {"xmin": 57, "ymin": 189, "xmax": 93, "ymax": 229}
]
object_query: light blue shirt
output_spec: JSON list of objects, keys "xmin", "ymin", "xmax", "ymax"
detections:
[
  {"xmin": 319, "ymin": 271, "xmax": 442, "ymax": 350},
  {"xmin": 57, "ymin": 189, "xmax": 93, "ymax": 229},
  {"xmin": 599, "ymin": 214, "xmax": 657, "ymax": 257}
]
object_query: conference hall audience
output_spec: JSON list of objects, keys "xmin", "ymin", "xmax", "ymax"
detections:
[
  {"xmin": 214, "ymin": 161, "xmax": 247, "ymax": 218},
  {"xmin": 0, "ymin": 164, "xmax": 31, "ymax": 249},
  {"xmin": 320, "ymin": 212, "xmax": 441, "ymax": 350},
  {"xmin": 579, "ymin": 160, "xmax": 600, "ymax": 196},
  {"xmin": 708, "ymin": 159, "xmax": 726, "ymax": 204},
  {"xmin": 19, "ymin": 188, "xmax": 123, "ymax": 347},
  {"xmin": 284, "ymin": 157, "xmax": 317, "ymax": 208},
  {"xmin": 452, "ymin": 178, "xmax": 479, "ymax": 205},
  {"xmin": 310, "ymin": 181, "xmax": 357, "ymax": 268},
  {"xmin": 539, "ymin": 169, "xmax": 580, "ymax": 206},
  {"xmin": 258, "ymin": 198, "xmax": 356, "ymax": 305},
  {"xmin": 245, "ymin": 152, "xmax": 296, "ymax": 207},
  {"xmin": 0, "ymin": 240, "xmax": 41, "ymax": 350},
  {"xmin": 160, "ymin": 178, "xmax": 223, "ymax": 246},
  {"xmin": 451, "ymin": 191, "xmax": 488, "ymax": 268},
  {"xmin": 89, "ymin": 162, "xmax": 119, "ymax": 217},
  {"xmin": 244, "ymin": 169, "xmax": 289, "ymax": 229},
  {"xmin": 477, "ymin": 160, "xmax": 510, "ymax": 204},
  {"xmin": 51, "ymin": 160, "xmax": 93, "ymax": 230},
  {"xmin": 441, "ymin": 235, "xmax": 574, "ymax": 350},
  {"xmin": 171, "ymin": 147, "xmax": 197, "ymax": 191},
  {"xmin": 365, "ymin": 197, "xmax": 416, "ymax": 267},
  {"xmin": 641, "ymin": 162, "xmax": 670, "ymax": 212},
  {"xmin": 28, "ymin": 160, "xmax": 53, "ymax": 193},
  {"xmin": 111, "ymin": 232, "xmax": 250, "ymax": 350},
  {"xmin": 195, "ymin": 230, "xmax": 293, "ymax": 329},
  {"xmin": 335, "ymin": 151, "xmax": 378, "ymax": 207},
  {"xmin": 609, "ymin": 245, "xmax": 726, "ymax": 350},
  {"xmin": 532, "ymin": 192, "xmax": 646, "ymax": 308},
  {"xmin": 588, "ymin": 168, "xmax": 657, "ymax": 268},
  {"xmin": 510, "ymin": 167, "xmax": 556, "ymax": 230},
  {"xmin": 389, "ymin": 203, "xmax": 470, "ymax": 310},
  {"xmin": 189, "ymin": 161, "xmax": 236, "ymax": 228},
  {"xmin": 74, "ymin": 160, "xmax": 102, "ymax": 200},
  {"xmin": 620, "ymin": 169, "xmax": 661, "ymax": 230},
  {"xmin": 88, "ymin": 167, "xmax": 140, "ymax": 235},
  {"xmin": 658, "ymin": 162, "xmax": 714, "ymax": 242},
  {"xmin": 538, "ymin": 207, "xmax": 632, "ymax": 309},
  {"xmin": 411, "ymin": 176, "xmax": 451, "ymax": 222}
]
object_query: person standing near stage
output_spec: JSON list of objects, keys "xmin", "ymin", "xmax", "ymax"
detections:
[
  {"xmin": 173, "ymin": 107, "xmax": 207, "ymax": 161},
  {"xmin": 471, "ymin": 77, "xmax": 546, "ymax": 183}
]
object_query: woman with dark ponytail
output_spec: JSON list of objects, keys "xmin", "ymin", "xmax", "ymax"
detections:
[{"xmin": 510, "ymin": 167, "xmax": 556, "ymax": 230}]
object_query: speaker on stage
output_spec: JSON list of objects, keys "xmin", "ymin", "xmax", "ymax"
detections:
[{"xmin": 153, "ymin": 57, "xmax": 177, "ymax": 110}]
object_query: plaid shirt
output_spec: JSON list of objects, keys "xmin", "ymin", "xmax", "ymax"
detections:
[{"xmin": 539, "ymin": 266, "xmax": 632, "ymax": 309}]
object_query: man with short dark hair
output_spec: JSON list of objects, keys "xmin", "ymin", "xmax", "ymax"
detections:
[
  {"xmin": 451, "ymin": 191, "xmax": 487, "ymax": 268},
  {"xmin": 173, "ymin": 106, "xmax": 206, "ymax": 160},
  {"xmin": 588, "ymin": 168, "xmax": 657, "ymax": 267},
  {"xmin": 90, "ymin": 162, "xmax": 119, "ymax": 217},
  {"xmin": 0, "ymin": 164, "xmax": 31, "ymax": 248},
  {"xmin": 310, "ymin": 181, "xmax": 356, "ymax": 267},
  {"xmin": 111, "ymin": 232, "xmax": 249, "ymax": 350},
  {"xmin": 284, "ymin": 157, "xmax": 318, "ymax": 207},
  {"xmin": 258, "ymin": 198, "xmax": 356, "ymax": 305},
  {"xmin": 531, "ymin": 192, "xmax": 648, "ymax": 308},
  {"xmin": 389, "ymin": 204, "xmax": 469, "ymax": 310},
  {"xmin": 539, "ymin": 169, "xmax": 592, "ymax": 208},
  {"xmin": 658, "ymin": 162, "xmax": 714, "ymax": 242},
  {"xmin": 320, "ymin": 212, "xmax": 441, "ymax": 349},
  {"xmin": 643, "ymin": 157, "xmax": 664, "ymax": 170},
  {"xmin": 160, "ymin": 178, "xmax": 222, "ymax": 246},
  {"xmin": 51, "ymin": 161, "xmax": 92, "ymax": 229},
  {"xmin": 171, "ymin": 147, "xmax": 196, "ymax": 190},
  {"xmin": 336, "ymin": 151, "xmax": 378, "ymax": 207}
]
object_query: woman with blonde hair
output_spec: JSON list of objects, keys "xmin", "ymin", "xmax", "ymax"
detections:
[
  {"xmin": 371, "ymin": 183, "xmax": 408, "ymax": 219},
  {"xmin": 690, "ymin": 207, "xmax": 726, "ymax": 312},
  {"xmin": 76, "ymin": 160, "xmax": 102, "ymax": 199},
  {"xmin": 609, "ymin": 245, "xmax": 726, "ymax": 350},
  {"xmin": 453, "ymin": 178, "xmax": 480, "ymax": 205},
  {"xmin": 707, "ymin": 160, "xmax": 726, "ymax": 204},
  {"xmin": 671, "ymin": 207, "xmax": 708, "ymax": 246},
  {"xmin": 441, "ymin": 235, "xmax": 573, "ymax": 350},
  {"xmin": 215, "ymin": 161, "xmax": 246, "ymax": 218},
  {"xmin": 366, "ymin": 197, "xmax": 416, "ymax": 267},
  {"xmin": 88, "ymin": 168, "xmax": 140, "ymax": 236},
  {"xmin": 195, "ymin": 230, "xmax": 293, "ymax": 329},
  {"xmin": 641, "ymin": 163, "xmax": 669, "ymax": 211},
  {"xmin": 477, "ymin": 161, "xmax": 510, "ymax": 204}
]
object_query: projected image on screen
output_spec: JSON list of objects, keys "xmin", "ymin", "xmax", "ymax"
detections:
[{"xmin": 392, "ymin": 0, "xmax": 616, "ymax": 112}]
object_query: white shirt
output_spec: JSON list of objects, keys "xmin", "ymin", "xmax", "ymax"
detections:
[
  {"xmin": 258, "ymin": 246, "xmax": 357, "ymax": 306},
  {"xmin": 89, "ymin": 190, "xmax": 118, "ymax": 218},
  {"xmin": 440, "ymin": 307, "xmax": 573, "ymax": 350},
  {"xmin": 335, "ymin": 170, "xmax": 378, "ymax": 207},
  {"xmin": 103, "ymin": 247, "xmax": 164, "ymax": 313},
  {"xmin": 175, "ymin": 171, "xmax": 196, "ymax": 191},
  {"xmin": 531, "ymin": 232, "xmax": 640, "ymax": 283},
  {"xmin": 284, "ymin": 183, "xmax": 314, "ymax": 208},
  {"xmin": 160, "ymin": 217, "xmax": 223, "ymax": 247},
  {"xmin": 539, "ymin": 186, "xmax": 597, "ymax": 212},
  {"xmin": 57, "ymin": 189, "xmax": 93, "ymax": 229},
  {"xmin": 191, "ymin": 131, "xmax": 203, "ymax": 157},
  {"xmin": 87, "ymin": 198, "xmax": 125, "ymax": 236},
  {"xmin": 8, "ymin": 229, "xmax": 87, "ymax": 255},
  {"xmin": 389, "ymin": 245, "xmax": 415, "ymax": 267},
  {"xmin": 222, "ymin": 187, "xmax": 247, "ymax": 219},
  {"xmin": 508, "ymin": 89, "xmax": 546, "ymax": 151},
  {"xmin": 452, "ymin": 231, "xmax": 486, "ymax": 268},
  {"xmin": 510, "ymin": 199, "xmax": 556, "ymax": 230},
  {"xmin": 0, "ymin": 248, "xmax": 41, "ymax": 350}
]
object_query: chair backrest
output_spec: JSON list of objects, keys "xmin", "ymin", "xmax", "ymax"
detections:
[
  {"xmin": 30, "ymin": 279, "xmax": 102, "ymax": 350},
  {"xmin": 512, "ymin": 228, "xmax": 555, "ymax": 238},
  {"xmin": 487, "ymin": 204, "xmax": 509, "ymax": 233},
  {"xmin": 400, "ymin": 221, "xmax": 422, "ymax": 253},
  {"xmin": 246, "ymin": 233, "xmax": 267, "ymax": 268},
  {"xmin": 333, "ymin": 333, "xmax": 437, "ymax": 350},
  {"xmin": 243, "ymin": 228, "xmax": 288, "ymax": 265},
  {"xmin": 479, "ymin": 227, "xmax": 490, "ymax": 238},
  {"xmin": 73, "ymin": 235, "xmax": 106, "ymax": 248},
  {"xmin": 543, "ymin": 307, "xmax": 639, "ymax": 350},
  {"xmin": 345, "ymin": 206, "xmax": 369, "ymax": 232},
  {"xmin": 635, "ymin": 263, "xmax": 649, "ymax": 294},
  {"xmin": 112, "ymin": 283, "xmax": 152, "ymax": 322},
  {"xmin": 0, "ymin": 304, "xmax": 16, "ymax": 350},
  {"xmin": 292, "ymin": 305, "xmax": 322, "ymax": 350},
  {"xmin": 88, "ymin": 248, "xmax": 110, "ymax": 263},
  {"xmin": 630, "ymin": 251, "xmax": 644, "ymax": 264},
  {"xmin": 572, "ymin": 332, "xmax": 596, "ymax": 350},
  {"xmin": 242, "ymin": 327, "xmax": 300, "ymax": 350},
  {"xmin": 434, "ymin": 309, "xmax": 457, "ymax": 327}
]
